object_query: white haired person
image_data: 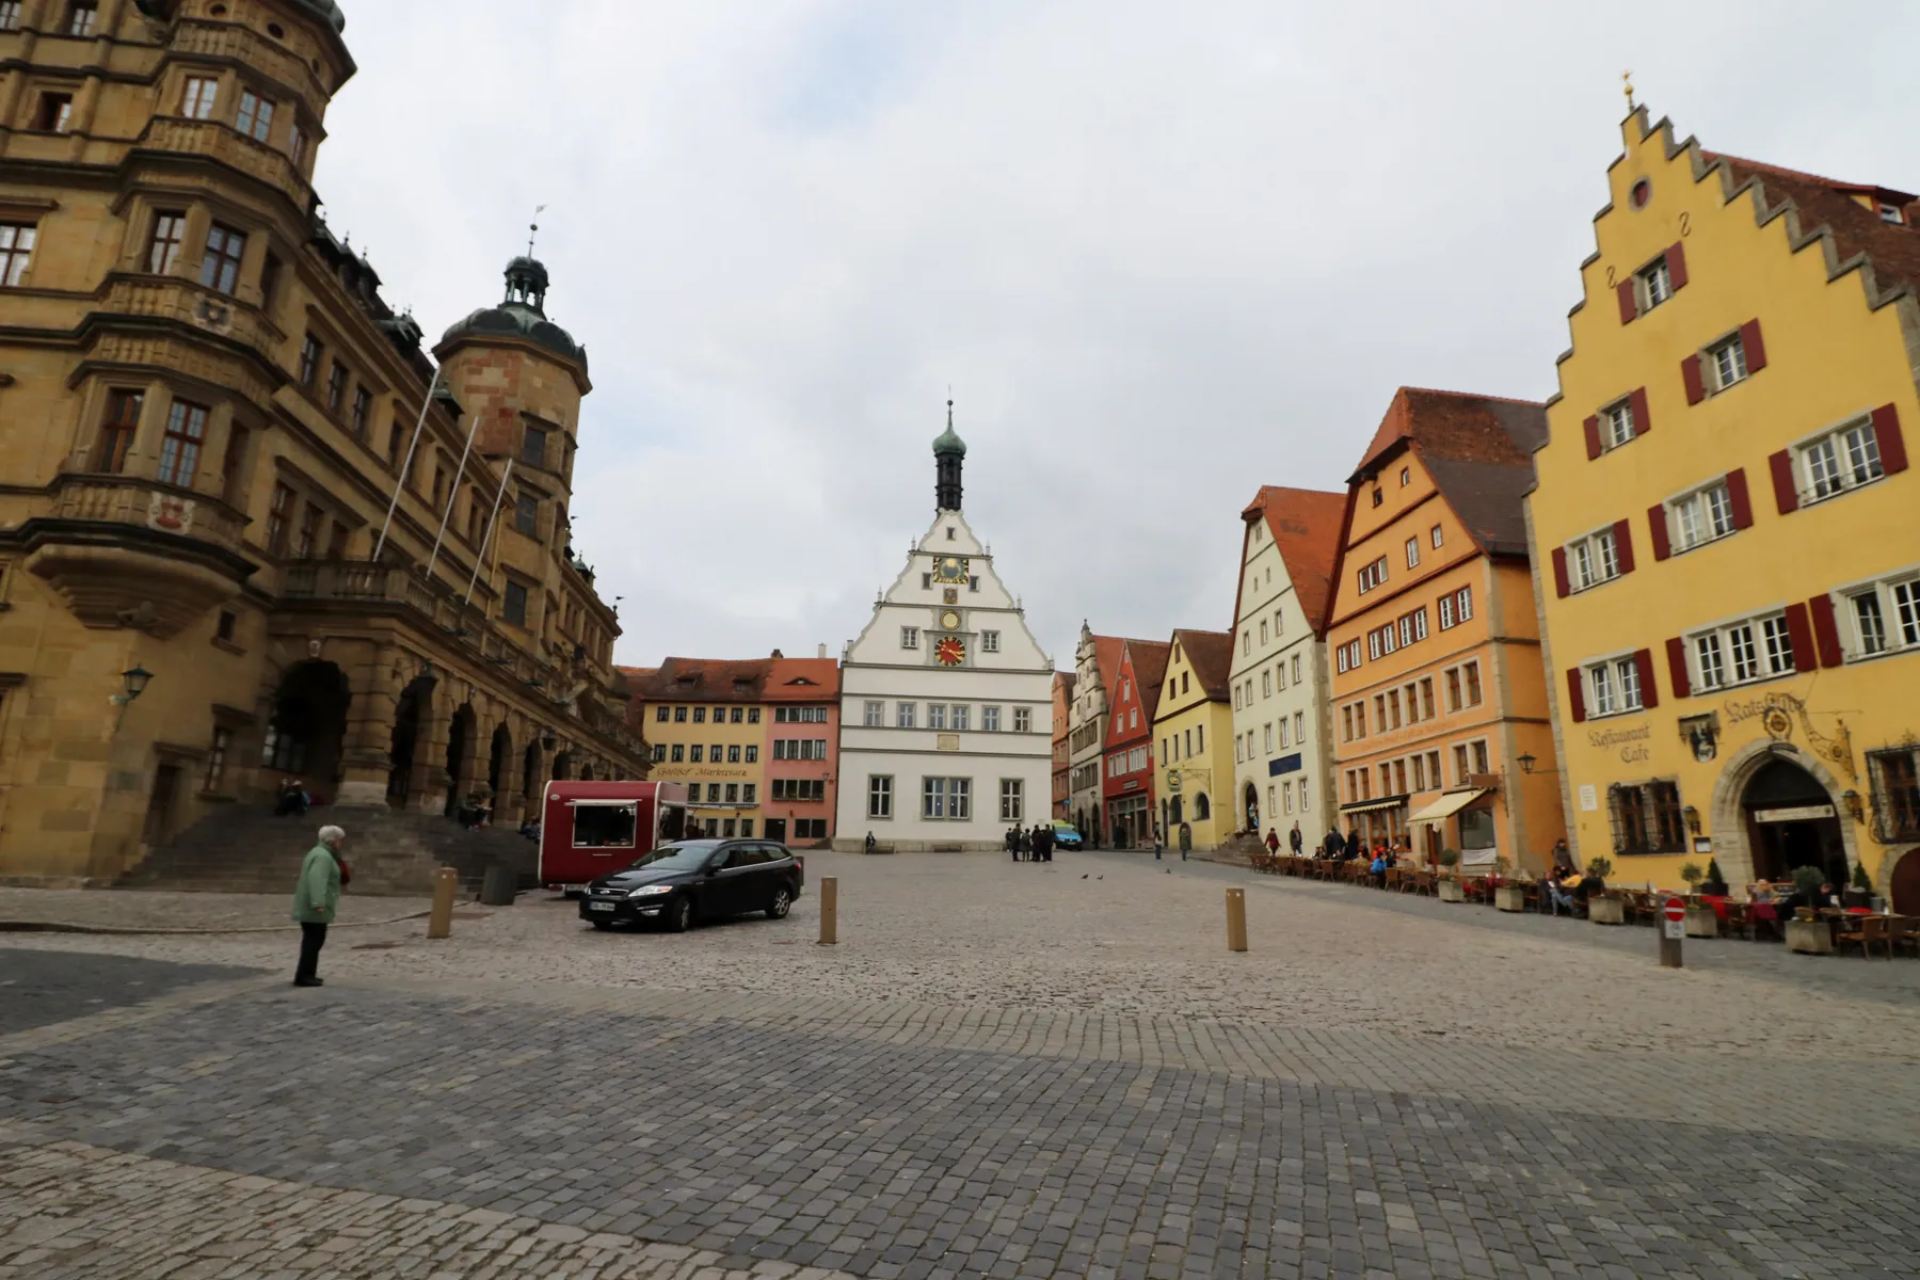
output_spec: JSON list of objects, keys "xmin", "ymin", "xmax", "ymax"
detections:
[{"xmin": 291, "ymin": 824, "xmax": 347, "ymax": 987}]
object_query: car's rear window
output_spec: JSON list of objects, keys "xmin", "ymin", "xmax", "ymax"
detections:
[{"xmin": 626, "ymin": 842, "xmax": 718, "ymax": 872}]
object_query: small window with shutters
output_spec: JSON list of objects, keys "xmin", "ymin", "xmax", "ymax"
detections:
[
  {"xmin": 1582, "ymin": 653, "xmax": 1646, "ymax": 718},
  {"xmin": 1708, "ymin": 334, "xmax": 1748, "ymax": 391},
  {"xmin": 1583, "ymin": 388, "xmax": 1649, "ymax": 460},
  {"xmin": 1840, "ymin": 574, "xmax": 1920, "ymax": 661},
  {"xmin": 1792, "ymin": 410, "xmax": 1896, "ymax": 507},
  {"xmin": 1683, "ymin": 319, "xmax": 1766, "ymax": 405},
  {"xmin": 1559, "ymin": 522, "xmax": 1629, "ymax": 593},
  {"xmin": 1602, "ymin": 398, "xmax": 1635, "ymax": 449},
  {"xmin": 1638, "ymin": 257, "xmax": 1673, "ymax": 310},
  {"xmin": 1686, "ymin": 607, "xmax": 1809, "ymax": 692},
  {"xmin": 1661, "ymin": 473, "xmax": 1748, "ymax": 556}
]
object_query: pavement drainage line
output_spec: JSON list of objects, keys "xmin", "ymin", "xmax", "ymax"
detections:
[{"xmin": 0, "ymin": 907, "xmax": 442, "ymax": 936}]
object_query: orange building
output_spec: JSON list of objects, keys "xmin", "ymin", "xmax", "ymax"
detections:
[{"xmin": 1326, "ymin": 389, "xmax": 1568, "ymax": 872}]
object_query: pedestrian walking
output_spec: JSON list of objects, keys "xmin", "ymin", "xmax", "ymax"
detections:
[
  {"xmin": 1264, "ymin": 828, "xmax": 1281, "ymax": 857},
  {"xmin": 865, "ymin": 830, "xmax": 877, "ymax": 854},
  {"xmin": 1289, "ymin": 822, "xmax": 1303, "ymax": 856},
  {"xmin": 291, "ymin": 824, "xmax": 346, "ymax": 988},
  {"xmin": 1178, "ymin": 822, "xmax": 1192, "ymax": 861}
]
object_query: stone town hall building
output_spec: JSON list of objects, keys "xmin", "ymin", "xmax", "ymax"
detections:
[{"xmin": 0, "ymin": 0, "xmax": 645, "ymax": 884}]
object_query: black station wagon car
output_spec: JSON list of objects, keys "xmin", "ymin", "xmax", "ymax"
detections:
[{"xmin": 579, "ymin": 839, "xmax": 804, "ymax": 932}]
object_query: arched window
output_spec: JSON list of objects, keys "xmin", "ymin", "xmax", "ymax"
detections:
[{"xmin": 1194, "ymin": 793, "xmax": 1211, "ymax": 821}]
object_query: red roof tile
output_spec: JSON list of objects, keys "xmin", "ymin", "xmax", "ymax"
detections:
[
  {"xmin": 1240, "ymin": 486, "xmax": 1347, "ymax": 635},
  {"xmin": 763, "ymin": 657, "xmax": 841, "ymax": 701},
  {"xmin": 1701, "ymin": 149, "xmax": 1920, "ymax": 304},
  {"xmin": 1352, "ymin": 387, "xmax": 1548, "ymax": 559},
  {"xmin": 1172, "ymin": 629, "xmax": 1235, "ymax": 702},
  {"xmin": 1123, "ymin": 640, "xmax": 1174, "ymax": 725}
]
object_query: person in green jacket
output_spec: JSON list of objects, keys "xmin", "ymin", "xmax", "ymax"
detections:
[{"xmin": 291, "ymin": 824, "xmax": 346, "ymax": 987}]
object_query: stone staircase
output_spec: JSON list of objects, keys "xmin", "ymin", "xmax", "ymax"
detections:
[{"xmin": 119, "ymin": 804, "xmax": 539, "ymax": 898}]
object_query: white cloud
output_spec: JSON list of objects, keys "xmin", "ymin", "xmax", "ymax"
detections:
[{"xmin": 314, "ymin": 0, "xmax": 1920, "ymax": 666}]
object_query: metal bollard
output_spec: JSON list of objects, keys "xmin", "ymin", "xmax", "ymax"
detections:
[
  {"xmin": 1225, "ymin": 887, "xmax": 1248, "ymax": 952},
  {"xmin": 818, "ymin": 876, "xmax": 838, "ymax": 946},
  {"xmin": 427, "ymin": 866, "xmax": 458, "ymax": 940}
]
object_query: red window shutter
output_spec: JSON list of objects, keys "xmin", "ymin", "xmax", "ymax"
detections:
[
  {"xmin": 1634, "ymin": 648, "xmax": 1659, "ymax": 709},
  {"xmin": 1646, "ymin": 504, "xmax": 1671, "ymax": 560},
  {"xmin": 1583, "ymin": 415, "xmax": 1602, "ymax": 460},
  {"xmin": 1666, "ymin": 242, "xmax": 1688, "ymax": 290},
  {"xmin": 1740, "ymin": 318, "xmax": 1768, "ymax": 372},
  {"xmin": 1665, "ymin": 636, "xmax": 1691, "ymax": 698},
  {"xmin": 1769, "ymin": 449, "xmax": 1799, "ymax": 513},
  {"xmin": 1681, "ymin": 354, "xmax": 1706, "ymax": 405},
  {"xmin": 1809, "ymin": 594, "xmax": 1844, "ymax": 668},
  {"xmin": 1551, "ymin": 546, "xmax": 1571, "ymax": 598},
  {"xmin": 1872, "ymin": 403, "xmax": 1909, "ymax": 474},
  {"xmin": 1616, "ymin": 281, "xmax": 1637, "ymax": 324},
  {"xmin": 1565, "ymin": 668, "xmax": 1587, "ymax": 723},
  {"xmin": 1725, "ymin": 468, "xmax": 1754, "ymax": 529},
  {"xmin": 1629, "ymin": 386, "xmax": 1651, "ymax": 437},
  {"xmin": 1784, "ymin": 602, "xmax": 1817, "ymax": 674},
  {"xmin": 1611, "ymin": 518, "xmax": 1635, "ymax": 574}
]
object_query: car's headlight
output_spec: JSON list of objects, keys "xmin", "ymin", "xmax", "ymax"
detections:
[{"xmin": 627, "ymin": 884, "xmax": 673, "ymax": 898}]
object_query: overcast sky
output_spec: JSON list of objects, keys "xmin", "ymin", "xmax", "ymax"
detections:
[{"xmin": 314, "ymin": 1, "xmax": 1920, "ymax": 672}]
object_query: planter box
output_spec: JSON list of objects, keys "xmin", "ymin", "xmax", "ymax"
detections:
[
  {"xmin": 1437, "ymin": 879, "xmax": 1464, "ymax": 903},
  {"xmin": 1588, "ymin": 896, "xmax": 1625, "ymax": 925},
  {"xmin": 1786, "ymin": 919, "xmax": 1834, "ymax": 955},
  {"xmin": 1684, "ymin": 905, "xmax": 1718, "ymax": 939},
  {"xmin": 1494, "ymin": 885, "xmax": 1528, "ymax": 913}
]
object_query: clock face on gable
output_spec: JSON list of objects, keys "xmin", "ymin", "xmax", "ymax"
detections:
[
  {"xmin": 939, "ymin": 609, "xmax": 961, "ymax": 631},
  {"xmin": 935, "ymin": 636, "xmax": 966, "ymax": 666},
  {"xmin": 932, "ymin": 556, "xmax": 969, "ymax": 584}
]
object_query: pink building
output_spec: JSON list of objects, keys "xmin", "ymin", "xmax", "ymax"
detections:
[{"xmin": 760, "ymin": 654, "xmax": 842, "ymax": 847}]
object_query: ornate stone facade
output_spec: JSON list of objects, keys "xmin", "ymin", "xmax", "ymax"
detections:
[{"xmin": 0, "ymin": 0, "xmax": 644, "ymax": 884}]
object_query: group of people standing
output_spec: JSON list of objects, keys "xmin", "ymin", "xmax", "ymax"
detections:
[{"xmin": 1007, "ymin": 825, "xmax": 1056, "ymax": 862}]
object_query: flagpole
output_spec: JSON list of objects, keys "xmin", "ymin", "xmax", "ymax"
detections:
[
  {"xmin": 425, "ymin": 408, "xmax": 480, "ymax": 581},
  {"xmin": 371, "ymin": 370, "xmax": 440, "ymax": 564},
  {"xmin": 466, "ymin": 458, "xmax": 514, "ymax": 608}
]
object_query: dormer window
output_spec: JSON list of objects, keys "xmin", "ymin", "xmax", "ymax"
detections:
[{"xmin": 1881, "ymin": 204, "xmax": 1906, "ymax": 224}]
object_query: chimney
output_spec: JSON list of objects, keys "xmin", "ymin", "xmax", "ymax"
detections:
[
  {"xmin": 770, "ymin": 648, "xmax": 783, "ymax": 659},
  {"xmin": 817, "ymin": 643, "xmax": 827, "ymax": 659}
]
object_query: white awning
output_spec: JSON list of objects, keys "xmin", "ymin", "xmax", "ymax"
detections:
[
  {"xmin": 1408, "ymin": 788, "xmax": 1489, "ymax": 824},
  {"xmin": 1339, "ymin": 796, "xmax": 1408, "ymax": 815}
]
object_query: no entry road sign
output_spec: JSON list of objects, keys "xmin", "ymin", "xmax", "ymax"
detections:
[{"xmin": 1664, "ymin": 897, "xmax": 1686, "ymax": 923}]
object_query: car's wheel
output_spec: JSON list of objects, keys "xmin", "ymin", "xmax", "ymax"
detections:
[
  {"xmin": 591, "ymin": 919, "xmax": 613, "ymax": 931},
  {"xmin": 662, "ymin": 895, "xmax": 693, "ymax": 933},
  {"xmin": 767, "ymin": 886, "xmax": 792, "ymax": 920}
]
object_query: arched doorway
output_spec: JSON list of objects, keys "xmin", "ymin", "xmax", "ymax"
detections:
[
  {"xmin": 487, "ymin": 723, "xmax": 511, "ymax": 802},
  {"xmin": 1244, "ymin": 782, "xmax": 1259, "ymax": 833},
  {"xmin": 1892, "ymin": 850, "xmax": 1920, "ymax": 916},
  {"xmin": 1743, "ymin": 758, "xmax": 1846, "ymax": 884},
  {"xmin": 443, "ymin": 703, "xmax": 477, "ymax": 817},
  {"xmin": 1193, "ymin": 792, "xmax": 1211, "ymax": 822},
  {"xmin": 579, "ymin": 761, "xmax": 596, "ymax": 782},
  {"xmin": 386, "ymin": 674, "xmax": 434, "ymax": 808},
  {"xmin": 522, "ymin": 742, "xmax": 543, "ymax": 813},
  {"xmin": 552, "ymin": 750, "xmax": 571, "ymax": 782},
  {"xmin": 263, "ymin": 661, "xmax": 351, "ymax": 803}
]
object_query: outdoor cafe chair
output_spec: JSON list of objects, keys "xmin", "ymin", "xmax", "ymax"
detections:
[{"xmin": 1835, "ymin": 915, "xmax": 1892, "ymax": 960}]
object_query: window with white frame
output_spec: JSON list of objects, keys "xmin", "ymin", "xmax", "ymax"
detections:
[
  {"xmin": 951, "ymin": 704, "xmax": 970, "ymax": 731},
  {"xmin": 1261, "ymin": 670, "xmax": 1271, "ymax": 698},
  {"xmin": 1691, "ymin": 610, "xmax": 1795, "ymax": 691},
  {"xmin": 1844, "ymin": 575, "xmax": 1920, "ymax": 660},
  {"xmin": 1639, "ymin": 256, "xmax": 1672, "ymax": 310},
  {"xmin": 1798, "ymin": 416, "xmax": 1884, "ymax": 504},
  {"xmin": 982, "ymin": 705, "xmax": 1001, "ymax": 732},
  {"xmin": 922, "ymin": 777, "xmax": 971, "ymax": 820},
  {"xmin": 1438, "ymin": 594, "xmax": 1455, "ymax": 629},
  {"xmin": 1291, "ymin": 654, "xmax": 1301, "ymax": 683},
  {"xmin": 1405, "ymin": 536, "xmax": 1420, "ymax": 569},
  {"xmin": 1602, "ymin": 397, "xmax": 1635, "ymax": 450},
  {"xmin": 1669, "ymin": 480, "xmax": 1735, "ymax": 552},
  {"xmin": 1430, "ymin": 524, "xmax": 1444, "ymax": 549},
  {"xmin": 863, "ymin": 700, "xmax": 883, "ymax": 727},
  {"xmin": 981, "ymin": 630, "xmax": 1001, "ymax": 652},
  {"xmin": 1567, "ymin": 526, "xmax": 1620, "ymax": 591},
  {"xmin": 1294, "ymin": 710, "xmax": 1304, "ymax": 742},
  {"xmin": 927, "ymin": 703, "xmax": 947, "ymax": 730},
  {"xmin": 999, "ymin": 779, "xmax": 1023, "ymax": 822},
  {"xmin": 1013, "ymin": 707, "xmax": 1032, "ymax": 732},
  {"xmin": 868, "ymin": 775, "xmax": 893, "ymax": 819},
  {"xmin": 1584, "ymin": 655, "xmax": 1644, "ymax": 718},
  {"xmin": 896, "ymin": 701, "xmax": 916, "ymax": 729},
  {"xmin": 1259, "ymin": 620, "xmax": 1268, "ymax": 645},
  {"xmin": 1356, "ymin": 556, "xmax": 1388, "ymax": 594},
  {"xmin": 900, "ymin": 626, "xmax": 919, "ymax": 649},
  {"xmin": 1708, "ymin": 333, "xmax": 1749, "ymax": 391},
  {"xmin": 1273, "ymin": 608, "xmax": 1283, "ymax": 637}
]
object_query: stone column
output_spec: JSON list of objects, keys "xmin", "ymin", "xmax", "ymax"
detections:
[{"xmin": 334, "ymin": 642, "xmax": 395, "ymax": 807}]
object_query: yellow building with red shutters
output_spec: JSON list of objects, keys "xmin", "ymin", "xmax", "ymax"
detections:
[
  {"xmin": 1530, "ymin": 106, "xmax": 1920, "ymax": 908},
  {"xmin": 1326, "ymin": 389, "xmax": 1567, "ymax": 873}
]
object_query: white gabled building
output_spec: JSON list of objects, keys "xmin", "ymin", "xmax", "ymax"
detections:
[
  {"xmin": 1228, "ymin": 485, "xmax": 1347, "ymax": 846},
  {"xmin": 833, "ymin": 407, "xmax": 1054, "ymax": 850}
]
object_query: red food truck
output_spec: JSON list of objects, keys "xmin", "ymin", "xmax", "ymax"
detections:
[{"xmin": 537, "ymin": 780, "xmax": 690, "ymax": 893}]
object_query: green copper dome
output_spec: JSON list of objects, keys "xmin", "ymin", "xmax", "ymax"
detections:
[
  {"xmin": 932, "ymin": 400, "xmax": 966, "ymax": 457},
  {"xmin": 440, "ymin": 256, "xmax": 586, "ymax": 370}
]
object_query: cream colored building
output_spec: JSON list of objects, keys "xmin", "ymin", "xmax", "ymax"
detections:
[
  {"xmin": 0, "ymin": 0, "xmax": 644, "ymax": 884},
  {"xmin": 1228, "ymin": 486, "xmax": 1344, "ymax": 845}
]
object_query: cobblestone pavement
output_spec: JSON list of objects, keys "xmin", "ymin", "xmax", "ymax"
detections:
[
  {"xmin": 3, "ymin": 850, "xmax": 1919, "ymax": 1278},
  {"xmin": 0, "ymin": 886, "xmax": 435, "ymax": 932}
]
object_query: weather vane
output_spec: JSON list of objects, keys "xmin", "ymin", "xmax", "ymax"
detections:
[
  {"xmin": 528, "ymin": 204, "xmax": 548, "ymax": 257},
  {"xmin": 1622, "ymin": 70, "xmax": 1635, "ymax": 110}
]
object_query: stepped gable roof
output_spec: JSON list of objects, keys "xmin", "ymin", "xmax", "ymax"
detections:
[
  {"xmin": 1702, "ymin": 150, "xmax": 1920, "ymax": 302},
  {"xmin": 1353, "ymin": 387, "xmax": 1547, "ymax": 560},
  {"xmin": 1241, "ymin": 486, "xmax": 1347, "ymax": 635},
  {"xmin": 629, "ymin": 658, "xmax": 771, "ymax": 703},
  {"xmin": 1122, "ymin": 639, "xmax": 1174, "ymax": 726},
  {"xmin": 764, "ymin": 657, "xmax": 841, "ymax": 701},
  {"xmin": 1172, "ymin": 629, "xmax": 1235, "ymax": 702}
]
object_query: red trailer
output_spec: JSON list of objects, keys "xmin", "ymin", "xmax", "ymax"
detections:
[{"xmin": 537, "ymin": 780, "xmax": 690, "ymax": 892}]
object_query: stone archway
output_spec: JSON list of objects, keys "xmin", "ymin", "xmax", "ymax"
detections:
[
  {"xmin": 522, "ymin": 741, "xmax": 544, "ymax": 815},
  {"xmin": 444, "ymin": 703, "xmax": 478, "ymax": 817},
  {"xmin": 263, "ymin": 661, "xmax": 351, "ymax": 804},
  {"xmin": 1707, "ymin": 739, "xmax": 1859, "ymax": 892},
  {"xmin": 552, "ymin": 750, "xmax": 572, "ymax": 783},
  {"xmin": 487, "ymin": 723, "xmax": 511, "ymax": 800},
  {"xmin": 386, "ymin": 673, "xmax": 435, "ymax": 808},
  {"xmin": 1244, "ymin": 782, "xmax": 1259, "ymax": 834}
]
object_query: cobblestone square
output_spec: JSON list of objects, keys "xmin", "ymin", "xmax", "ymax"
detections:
[{"xmin": 4, "ymin": 850, "xmax": 1918, "ymax": 1278}]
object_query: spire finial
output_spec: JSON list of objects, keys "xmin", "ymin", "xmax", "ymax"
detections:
[
  {"xmin": 528, "ymin": 204, "xmax": 548, "ymax": 257},
  {"xmin": 1622, "ymin": 70, "xmax": 1635, "ymax": 110}
]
